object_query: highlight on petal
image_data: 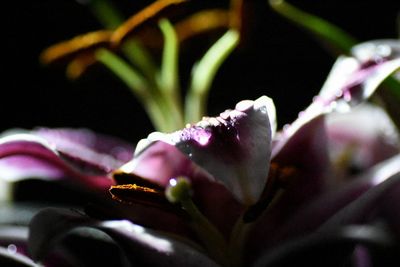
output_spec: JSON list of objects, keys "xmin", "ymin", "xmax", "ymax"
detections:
[
  {"xmin": 0, "ymin": 246, "xmax": 39, "ymax": 267},
  {"xmin": 130, "ymin": 96, "xmax": 274, "ymax": 205},
  {"xmin": 317, "ymin": 40, "xmax": 400, "ymax": 112},
  {"xmin": 352, "ymin": 39, "xmax": 400, "ymax": 63},
  {"xmin": 0, "ymin": 134, "xmax": 67, "ymax": 182}
]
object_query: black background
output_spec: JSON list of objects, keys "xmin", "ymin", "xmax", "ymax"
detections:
[{"xmin": 3, "ymin": 0, "xmax": 399, "ymax": 144}]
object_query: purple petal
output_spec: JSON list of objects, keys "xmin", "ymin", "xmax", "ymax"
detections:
[
  {"xmin": 316, "ymin": 41, "xmax": 400, "ymax": 109},
  {"xmin": 118, "ymin": 141, "xmax": 202, "ymax": 187},
  {"xmin": 278, "ymin": 41, "xmax": 400, "ymax": 149},
  {"xmin": 246, "ymin": 115, "xmax": 331, "ymax": 258},
  {"xmin": 326, "ymin": 103, "xmax": 399, "ymax": 177},
  {"xmin": 318, "ymin": 157, "xmax": 400, "ymax": 231},
  {"xmin": 247, "ymin": 154, "xmax": 400, "ymax": 264},
  {"xmin": 29, "ymin": 208, "xmax": 219, "ymax": 267},
  {"xmin": 114, "ymin": 141, "xmax": 244, "ymax": 238},
  {"xmin": 0, "ymin": 128, "xmax": 134, "ymax": 192},
  {"xmin": 129, "ymin": 96, "xmax": 274, "ymax": 205},
  {"xmin": 33, "ymin": 128, "xmax": 134, "ymax": 168}
]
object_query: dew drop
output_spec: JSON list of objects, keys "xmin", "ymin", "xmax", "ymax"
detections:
[
  {"xmin": 376, "ymin": 44, "xmax": 392, "ymax": 58},
  {"xmin": 7, "ymin": 244, "xmax": 17, "ymax": 254},
  {"xmin": 343, "ymin": 91, "xmax": 352, "ymax": 102},
  {"xmin": 283, "ymin": 124, "xmax": 290, "ymax": 131},
  {"xmin": 169, "ymin": 178, "xmax": 177, "ymax": 187}
]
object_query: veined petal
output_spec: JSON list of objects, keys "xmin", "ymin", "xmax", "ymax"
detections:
[
  {"xmin": 130, "ymin": 96, "xmax": 274, "ymax": 205},
  {"xmin": 0, "ymin": 128, "xmax": 134, "ymax": 192}
]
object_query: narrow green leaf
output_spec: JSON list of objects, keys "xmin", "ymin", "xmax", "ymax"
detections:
[
  {"xmin": 95, "ymin": 48, "xmax": 170, "ymax": 132},
  {"xmin": 158, "ymin": 19, "xmax": 184, "ymax": 129},
  {"xmin": 122, "ymin": 39, "xmax": 158, "ymax": 83},
  {"xmin": 89, "ymin": 0, "xmax": 124, "ymax": 29},
  {"xmin": 269, "ymin": 0, "xmax": 357, "ymax": 54},
  {"xmin": 185, "ymin": 30, "xmax": 240, "ymax": 124},
  {"xmin": 96, "ymin": 48, "xmax": 149, "ymax": 98},
  {"xmin": 159, "ymin": 19, "xmax": 180, "ymax": 95},
  {"xmin": 269, "ymin": 0, "xmax": 400, "ymax": 130},
  {"xmin": 90, "ymin": 0, "xmax": 158, "ymax": 86}
]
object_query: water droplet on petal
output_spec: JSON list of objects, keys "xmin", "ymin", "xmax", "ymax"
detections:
[
  {"xmin": 7, "ymin": 244, "xmax": 17, "ymax": 254},
  {"xmin": 283, "ymin": 124, "xmax": 290, "ymax": 131},
  {"xmin": 169, "ymin": 178, "xmax": 177, "ymax": 187}
]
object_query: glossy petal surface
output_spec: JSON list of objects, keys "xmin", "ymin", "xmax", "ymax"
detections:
[{"xmin": 128, "ymin": 96, "xmax": 274, "ymax": 205}]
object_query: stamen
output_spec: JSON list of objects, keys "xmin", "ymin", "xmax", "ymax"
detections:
[
  {"xmin": 40, "ymin": 30, "xmax": 112, "ymax": 65},
  {"xmin": 109, "ymin": 183, "xmax": 167, "ymax": 208},
  {"xmin": 111, "ymin": 0, "xmax": 188, "ymax": 46},
  {"xmin": 174, "ymin": 9, "xmax": 230, "ymax": 43}
]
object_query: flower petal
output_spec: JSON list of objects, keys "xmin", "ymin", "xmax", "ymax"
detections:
[
  {"xmin": 0, "ymin": 246, "xmax": 39, "ymax": 267},
  {"xmin": 253, "ymin": 224, "xmax": 397, "ymax": 267},
  {"xmin": 134, "ymin": 96, "xmax": 274, "ymax": 205},
  {"xmin": 29, "ymin": 208, "xmax": 219, "ymax": 267},
  {"xmin": 317, "ymin": 40, "xmax": 400, "ymax": 110},
  {"xmin": 0, "ymin": 128, "xmax": 134, "ymax": 195},
  {"xmin": 318, "ymin": 158, "xmax": 400, "ymax": 231},
  {"xmin": 114, "ymin": 140, "xmax": 243, "ymax": 238},
  {"xmin": 326, "ymin": 103, "xmax": 399, "ymax": 177}
]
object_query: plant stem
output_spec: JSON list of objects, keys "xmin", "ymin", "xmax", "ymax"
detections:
[
  {"xmin": 96, "ymin": 48, "xmax": 170, "ymax": 131},
  {"xmin": 180, "ymin": 198, "xmax": 230, "ymax": 266},
  {"xmin": 185, "ymin": 30, "xmax": 239, "ymax": 124}
]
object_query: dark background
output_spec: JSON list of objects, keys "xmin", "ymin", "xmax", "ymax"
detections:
[{"xmin": 2, "ymin": 0, "xmax": 399, "ymax": 144}]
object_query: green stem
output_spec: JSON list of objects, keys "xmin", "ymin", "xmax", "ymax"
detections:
[
  {"xmin": 269, "ymin": 0, "xmax": 357, "ymax": 54},
  {"xmin": 227, "ymin": 216, "xmax": 247, "ymax": 267},
  {"xmin": 185, "ymin": 30, "xmax": 239, "ymax": 124},
  {"xmin": 122, "ymin": 39, "xmax": 158, "ymax": 84},
  {"xmin": 166, "ymin": 177, "xmax": 229, "ymax": 265},
  {"xmin": 158, "ymin": 19, "xmax": 184, "ymax": 129},
  {"xmin": 89, "ymin": 0, "xmax": 124, "ymax": 29},
  {"xmin": 95, "ymin": 48, "xmax": 170, "ymax": 131},
  {"xmin": 269, "ymin": 0, "xmax": 400, "ymax": 132},
  {"xmin": 159, "ymin": 19, "xmax": 180, "ymax": 98},
  {"xmin": 181, "ymin": 198, "xmax": 230, "ymax": 266}
]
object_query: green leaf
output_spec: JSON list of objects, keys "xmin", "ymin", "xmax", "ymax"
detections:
[
  {"xmin": 89, "ymin": 0, "xmax": 125, "ymax": 29},
  {"xmin": 269, "ymin": 0, "xmax": 400, "ymax": 130},
  {"xmin": 95, "ymin": 48, "xmax": 170, "ymax": 132},
  {"xmin": 159, "ymin": 19, "xmax": 180, "ymax": 96},
  {"xmin": 269, "ymin": 0, "xmax": 357, "ymax": 55},
  {"xmin": 122, "ymin": 39, "xmax": 158, "ymax": 84},
  {"xmin": 185, "ymin": 30, "xmax": 240, "ymax": 123},
  {"xmin": 158, "ymin": 19, "xmax": 184, "ymax": 129}
]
